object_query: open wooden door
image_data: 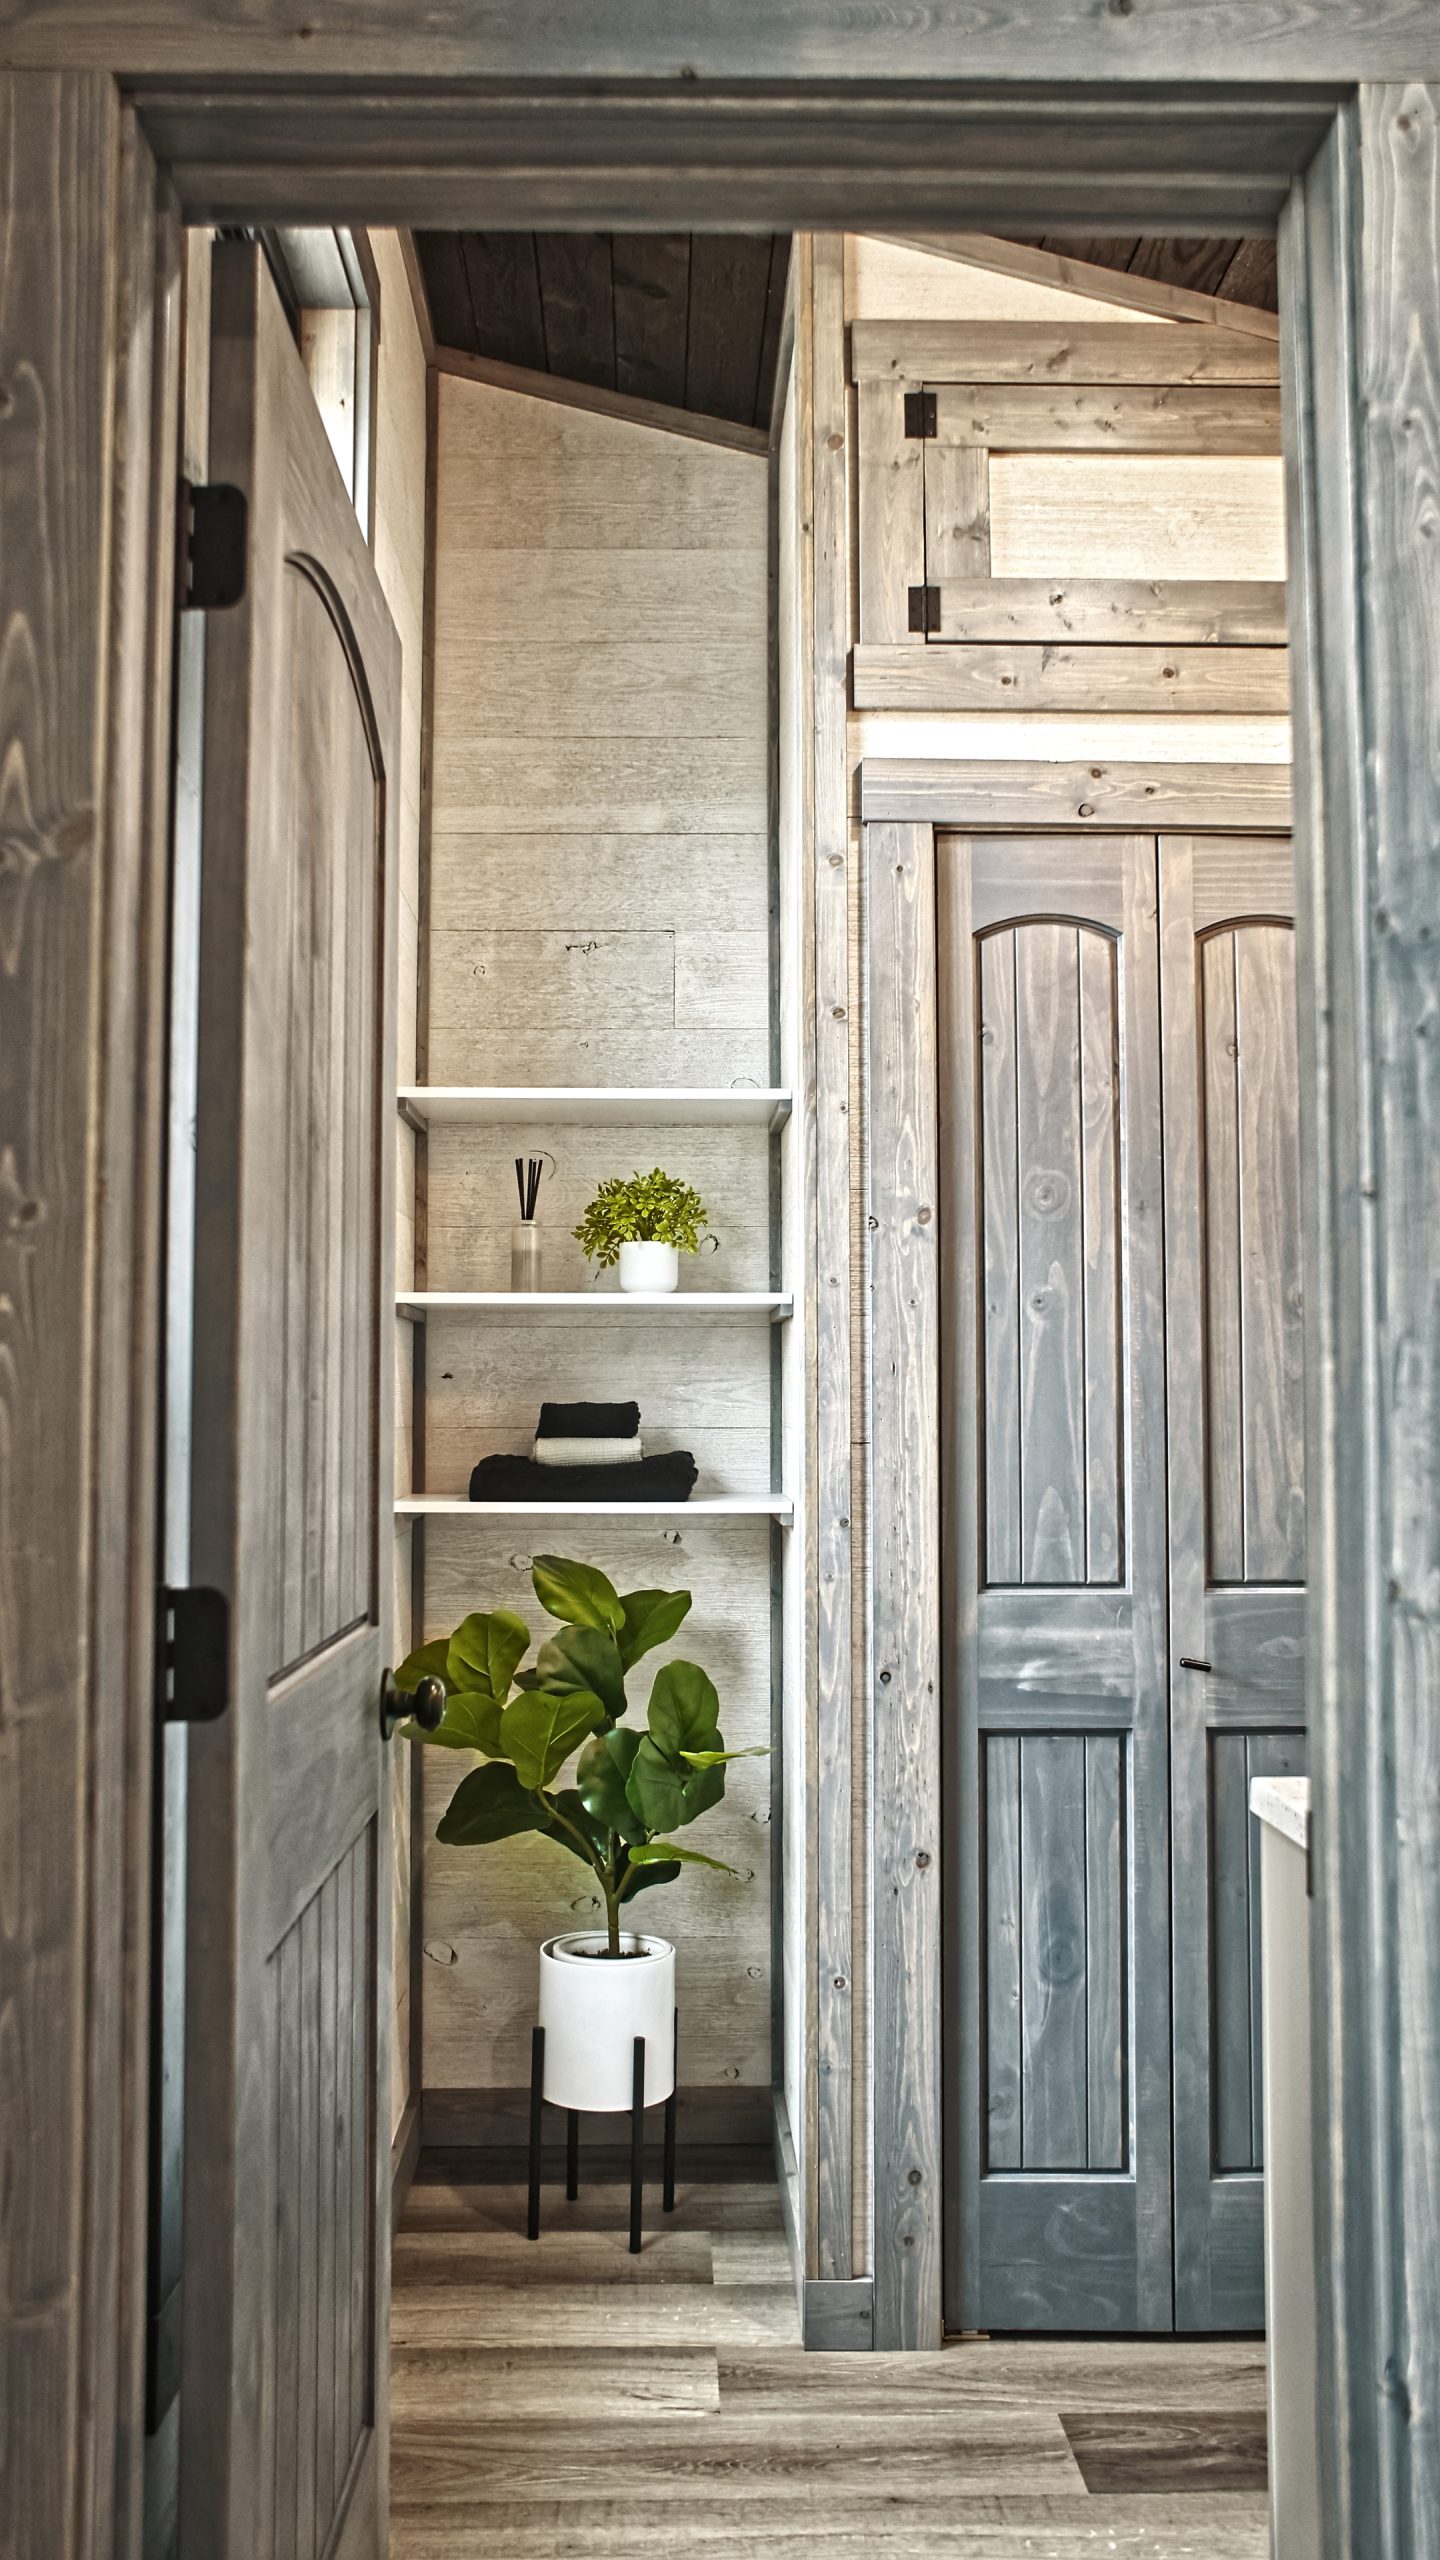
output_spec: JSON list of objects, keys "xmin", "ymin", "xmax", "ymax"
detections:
[{"xmin": 181, "ymin": 242, "xmax": 400, "ymax": 2560}]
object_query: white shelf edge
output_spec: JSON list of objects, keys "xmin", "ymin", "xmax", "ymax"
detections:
[
  {"xmin": 397, "ymin": 1084, "xmax": 792, "ymax": 1133},
  {"xmin": 396, "ymin": 1495, "xmax": 794, "ymax": 1523},
  {"xmin": 397, "ymin": 1290, "xmax": 792, "ymax": 1322}
]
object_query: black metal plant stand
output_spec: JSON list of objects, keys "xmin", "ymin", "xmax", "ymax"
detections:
[{"xmin": 527, "ymin": 2010, "xmax": 678, "ymax": 2254}]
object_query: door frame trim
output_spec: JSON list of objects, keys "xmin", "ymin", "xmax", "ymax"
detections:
[{"xmin": 4, "ymin": 59, "xmax": 1438, "ymax": 2560}]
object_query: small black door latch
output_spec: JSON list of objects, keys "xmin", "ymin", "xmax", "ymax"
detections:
[
  {"xmin": 179, "ymin": 480, "xmax": 249, "ymax": 610},
  {"xmin": 1178, "ymin": 1656, "xmax": 1213, "ymax": 1673},
  {"xmin": 158, "ymin": 1586, "xmax": 230, "ymax": 1722},
  {"xmin": 379, "ymin": 1669, "xmax": 447, "ymax": 1741}
]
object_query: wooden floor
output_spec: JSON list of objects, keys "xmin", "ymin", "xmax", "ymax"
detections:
[{"xmin": 390, "ymin": 2164, "xmax": 1270, "ymax": 2558}]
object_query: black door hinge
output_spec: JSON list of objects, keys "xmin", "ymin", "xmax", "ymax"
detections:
[
  {"xmin": 903, "ymin": 388, "xmax": 936, "ymax": 439},
  {"xmin": 158, "ymin": 1585, "xmax": 230, "ymax": 1722},
  {"xmin": 908, "ymin": 584, "xmax": 941, "ymax": 636},
  {"xmin": 179, "ymin": 480, "xmax": 248, "ymax": 611}
]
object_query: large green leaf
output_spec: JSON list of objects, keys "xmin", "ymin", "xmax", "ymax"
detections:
[
  {"xmin": 625, "ymin": 1734, "xmax": 685, "ymax": 1833},
  {"xmin": 678, "ymin": 1745, "xmax": 769, "ymax": 1769},
  {"xmin": 615, "ymin": 1586, "xmax": 691, "ymax": 1671},
  {"xmin": 406, "ymin": 1687, "xmax": 505, "ymax": 1754},
  {"xmin": 679, "ymin": 1759, "xmax": 726, "ymax": 1825},
  {"xmin": 394, "ymin": 1635, "xmax": 455, "ymax": 1697},
  {"xmin": 618, "ymin": 1857, "xmax": 681, "ymax": 1902},
  {"xmin": 533, "ymin": 1625, "xmax": 627, "ymax": 1722},
  {"xmin": 446, "ymin": 1609, "xmax": 530, "ymax": 1705},
  {"xmin": 576, "ymin": 1726, "xmax": 645, "ymax": 1842},
  {"xmin": 541, "ymin": 1788, "xmax": 610, "ymax": 1867},
  {"xmin": 499, "ymin": 1686, "xmax": 605, "ymax": 1790},
  {"xmin": 531, "ymin": 1554, "xmax": 624, "ymax": 1634},
  {"xmin": 628, "ymin": 1840, "xmax": 739, "ymax": 1876},
  {"xmin": 646, "ymin": 1660, "xmax": 721, "ymax": 1759},
  {"xmin": 436, "ymin": 1760, "xmax": 543, "ymax": 1847}
]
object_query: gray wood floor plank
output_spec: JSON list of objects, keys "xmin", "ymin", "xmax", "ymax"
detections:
[
  {"xmin": 401, "ymin": 2181, "xmax": 784, "ymax": 2235},
  {"xmin": 389, "ymin": 2495, "xmax": 1270, "ymax": 2558},
  {"xmin": 392, "ymin": 2228, "xmax": 716, "ymax": 2286},
  {"xmin": 717, "ymin": 2342, "xmax": 1267, "ymax": 2412},
  {"xmin": 392, "ymin": 2280, "xmax": 800, "ymax": 2350},
  {"xmin": 391, "ymin": 2343, "xmax": 721, "ymax": 2423}
]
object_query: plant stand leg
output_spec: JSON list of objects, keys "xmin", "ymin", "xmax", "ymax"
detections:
[
  {"xmin": 565, "ymin": 2108, "xmax": 579, "ymax": 2202},
  {"xmin": 629, "ymin": 2035, "xmax": 645, "ymax": 2256},
  {"xmin": 527, "ymin": 2024, "xmax": 545, "ymax": 2242},
  {"xmin": 663, "ymin": 2008, "xmax": 678, "ymax": 2214}
]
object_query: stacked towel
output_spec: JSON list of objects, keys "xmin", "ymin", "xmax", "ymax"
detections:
[{"xmin": 468, "ymin": 1397, "xmax": 697, "ymax": 1504}]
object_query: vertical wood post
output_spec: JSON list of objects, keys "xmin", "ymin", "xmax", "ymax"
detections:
[
  {"xmin": 1282, "ymin": 84, "xmax": 1440, "ymax": 2559},
  {"xmin": 0, "ymin": 69, "xmax": 177, "ymax": 2560}
]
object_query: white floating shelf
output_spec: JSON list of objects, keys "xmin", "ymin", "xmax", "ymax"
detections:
[
  {"xmin": 398, "ymin": 1085, "xmax": 792, "ymax": 1132},
  {"xmin": 397, "ymin": 1290, "xmax": 792, "ymax": 1323},
  {"xmin": 396, "ymin": 1494, "xmax": 793, "ymax": 1523}
]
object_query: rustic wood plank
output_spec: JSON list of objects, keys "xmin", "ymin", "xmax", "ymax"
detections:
[
  {"xmin": 866, "ymin": 820, "xmax": 943, "ymax": 2350},
  {"xmin": 458, "ymin": 231, "xmax": 546, "ymax": 370},
  {"xmin": 1078, "ymin": 930, "xmax": 1121, "ymax": 1585},
  {"xmin": 611, "ymin": 232, "xmax": 691, "ymax": 408},
  {"xmin": 534, "ymin": 231, "xmax": 615, "ymax": 388},
  {"xmin": 856, "ymin": 376, "xmax": 924, "ymax": 645},
  {"xmin": 1019, "ymin": 1737, "xmax": 1090, "ymax": 2167},
  {"xmin": 1083, "ymin": 1737, "xmax": 1125, "ymax": 2170},
  {"xmin": 851, "ymin": 641, "xmax": 1291, "ymax": 715},
  {"xmin": 979, "ymin": 932, "xmax": 1022, "ymax": 1584},
  {"xmin": 925, "ymin": 444, "xmax": 991, "ymax": 583},
  {"xmin": 923, "ymin": 578, "xmax": 1289, "ymax": 645},
  {"xmin": 1233, "ymin": 922, "xmax": 1305, "ymax": 1582},
  {"xmin": 851, "ymin": 320, "xmax": 1282, "ymax": 385},
  {"xmin": 931, "ymin": 383, "xmax": 1282, "ymax": 453},
  {"xmin": 861, "ymin": 760, "xmax": 1293, "ymax": 830},
  {"xmin": 390, "ymin": 2345, "xmax": 721, "ymax": 2424},
  {"xmin": 1014, "ymin": 923, "xmax": 1086, "ymax": 1582},
  {"xmin": 1202, "ymin": 929, "xmax": 1247, "ymax": 1584},
  {"xmin": 983, "ymin": 1738, "xmax": 1023, "ymax": 2171},
  {"xmin": 686, "ymin": 234, "xmax": 774, "ymax": 427}
]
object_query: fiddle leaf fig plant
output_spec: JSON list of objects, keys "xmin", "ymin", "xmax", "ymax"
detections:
[
  {"xmin": 395, "ymin": 1555, "xmax": 765, "ymax": 1956},
  {"xmin": 573, "ymin": 1168, "xmax": 710, "ymax": 1269}
]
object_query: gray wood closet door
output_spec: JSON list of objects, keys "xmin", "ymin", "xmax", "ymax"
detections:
[
  {"xmin": 939, "ymin": 827, "xmax": 1303, "ymax": 2336},
  {"xmin": 182, "ymin": 243, "xmax": 400, "ymax": 2560},
  {"xmin": 939, "ymin": 833, "xmax": 1174, "ymax": 2332},
  {"xmin": 1162, "ymin": 833, "xmax": 1304, "ymax": 2331}
]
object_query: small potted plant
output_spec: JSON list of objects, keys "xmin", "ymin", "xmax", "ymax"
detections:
[
  {"xmin": 394, "ymin": 1554, "xmax": 763, "ymax": 2112},
  {"xmin": 573, "ymin": 1166, "xmax": 710, "ymax": 1295}
]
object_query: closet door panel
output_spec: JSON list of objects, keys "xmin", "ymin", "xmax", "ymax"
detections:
[
  {"xmin": 941, "ymin": 831, "xmax": 1171, "ymax": 2335},
  {"xmin": 1162, "ymin": 832, "xmax": 1305, "ymax": 2334}
]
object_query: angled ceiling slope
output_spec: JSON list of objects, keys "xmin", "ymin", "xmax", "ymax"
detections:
[{"xmin": 416, "ymin": 232, "xmax": 792, "ymax": 433}]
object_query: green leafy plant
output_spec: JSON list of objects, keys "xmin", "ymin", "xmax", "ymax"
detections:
[
  {"xmin": 395, "ymin": 1556, "xmax": 765, "ymax": 1956},
  {"xmin": 572, "ymin": 1167, "xmax": 710, "ymax": 1269}
]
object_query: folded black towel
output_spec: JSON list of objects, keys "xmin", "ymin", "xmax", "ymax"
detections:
[
  {"xmin": 536, "ymin": 1399, "xmax": 642, "ymax": 1440},
  {"xmin": 469, "ymin": 1451, "xmax": 697, "ymax": 1504}
]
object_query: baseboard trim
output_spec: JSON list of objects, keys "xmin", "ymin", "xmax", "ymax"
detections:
[
  {"xmin": 390, "ymin": 2097, "xmax": 422, "ymax": 2225},
  {"xmin": 804, "ymin": 2276, "xmax": 875, "ymax": 2352},
  {"xmin": 420, "ymin": 2082, "xmax": 773, "ymax": 2166}
]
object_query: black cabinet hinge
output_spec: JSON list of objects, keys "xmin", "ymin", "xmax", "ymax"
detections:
[
  {"xmin": 903, "ymin": 388, "xmax": 936, "ymax": 439},
  {"xmin": 179, "ymin": 480, "xmax": 248, "ymax": 611},
  {"xmin": 158, "ymin": 1585, "xmax": 230, "ymax": 1722},
  {"xmin": 908, "ymin": 584, "xmax": 941, "ymax": 636}
]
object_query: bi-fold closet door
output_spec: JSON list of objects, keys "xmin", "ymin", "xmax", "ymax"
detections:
[{"xmin": 937, "ymin": 829, "xmax": 1305, "ymax": 2336}]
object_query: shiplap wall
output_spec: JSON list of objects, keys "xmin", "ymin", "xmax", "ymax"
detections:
[
  {"xmin": 420, "ymin": 374, "xmax": 772, "ymax": 2094},
  {"xmin": 366, "ymin": 229, "xmax": 429, "ymax": 2143}
]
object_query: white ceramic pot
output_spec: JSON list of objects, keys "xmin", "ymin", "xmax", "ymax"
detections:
[
  {"xmin": 538, "ymin": 1930, "xmax": 677, "ymax": 2112},
  {"xmin": 618, "ymin": 1239, "xmax": 679, "ymax": 1294}
]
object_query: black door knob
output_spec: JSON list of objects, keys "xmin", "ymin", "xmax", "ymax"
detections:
[{"xmin": 379, "ymin": 1669, "xmax": 447, "ymax": 1740}]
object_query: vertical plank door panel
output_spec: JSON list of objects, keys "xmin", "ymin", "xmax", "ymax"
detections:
[
  {"xmin": 1161, "ymin": 832, "xmax": 1305, "ymax": 2334},
  {"xmin": 940, "ymin": 832, "xmax": 1172, "ymax": 2335},
  {"xmin": 182, "ymin": 242, "xmax": 399, "ymax": 2560}
]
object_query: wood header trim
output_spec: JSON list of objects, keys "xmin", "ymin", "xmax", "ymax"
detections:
[
  {"xmin": 859, "ymin": 758, "xmax": 1294, "ymax": 829},
  {"xmin": 874, "ymin": 231, "xmax": 1284, "ymax": 340},
  {"xmin": 432, "ymin": 343, "xmax": 768, "ymax": 455},
  {"xmin": 849, "ymin": 320, "xmax": 1281, "ymax": 385}
]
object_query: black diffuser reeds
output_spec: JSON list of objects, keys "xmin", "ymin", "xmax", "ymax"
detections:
[{"xmin": 514, "ymin": 1155, "xmax": 544, "ymax": 1220}]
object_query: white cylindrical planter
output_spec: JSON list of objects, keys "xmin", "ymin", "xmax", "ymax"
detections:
[
  {"xmin": 538, "ymin": 1931, "xmax": 676, "ymax": 2110},
  {"xmin": 618, "ymin": 1239, "xmax": 679, "ymax": 1294}
]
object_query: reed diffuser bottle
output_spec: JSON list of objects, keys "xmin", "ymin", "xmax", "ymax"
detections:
[{"xmin": 511, "ymin": 1154, "xmax": 548, "ymax": 1291}]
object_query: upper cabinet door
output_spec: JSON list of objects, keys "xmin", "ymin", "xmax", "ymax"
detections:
[
  {"xmin": 183, "ymin": 242, "xmax": 401, "ymax": 2560},
  {"xmin": 1161, "ymin": 831, "xmax": 1305, "ymax": 2333},
  {"xmin": 938, "ymin": 830, "xmax": 1174, "ymax": 2336},
  {"xmin": 850, "ymin": 323, "xmax": 1287, "ymax": 717}
]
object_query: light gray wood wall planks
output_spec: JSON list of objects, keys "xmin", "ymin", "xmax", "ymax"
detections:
[
  {"xmin": 420, "ymin": 367, "xmax": 773, "ymax": 2109},
  {"xmin": 1282, "ymin": 85, "xmax": 1440, "ymax": 2558},
  {"xmin": 0, "ymin": 73, "xmax": 180, "ymax": 2560}
]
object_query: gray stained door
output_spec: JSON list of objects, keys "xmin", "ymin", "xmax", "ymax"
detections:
[
  {"xmin": 182, "ymin": 244, "xmax": 400, "ymax": 2558},
  {"xmin": 938, "ymin": 829, "xmax": 1304, "ymax": 2335}
]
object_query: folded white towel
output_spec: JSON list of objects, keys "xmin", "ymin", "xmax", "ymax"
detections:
[{"xmin": 532, "ymin": 1434, "xmax": 643, "ymax": 1467}]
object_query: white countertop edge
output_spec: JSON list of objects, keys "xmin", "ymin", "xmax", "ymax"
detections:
[{"xmin": 1250, "ymin": 1773, "xmax": 1311, "ymax": 1849}]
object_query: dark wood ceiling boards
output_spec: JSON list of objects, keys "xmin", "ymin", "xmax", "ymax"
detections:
[
  {"xmin": 1013, "ymin": 235, "xmax": 1280, "ymax": 312},
  {"xmin": 415, "ymin": 232, "xmax": 791, "ymax": 430}
]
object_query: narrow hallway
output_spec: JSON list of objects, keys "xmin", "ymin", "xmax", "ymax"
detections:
[{"xmin": 389, "ymin": 2163, "xmax": 1269, "ymax": 2558}]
